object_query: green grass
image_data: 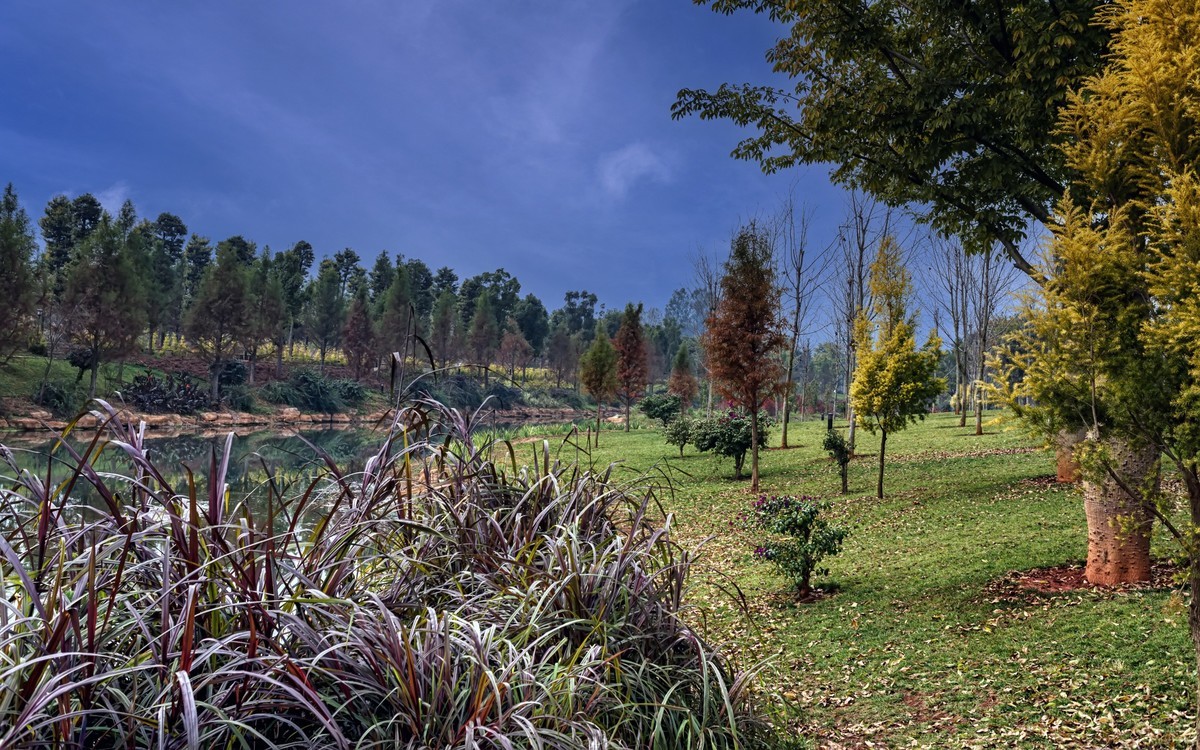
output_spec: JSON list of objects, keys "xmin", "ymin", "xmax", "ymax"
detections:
[
  {"xmin": 0, "ymin": 354, "xmax": 164, "ymax": 406},
  {"xmin": 529, "ymin": 412, "xmax": 1194, "ymax": 748}
]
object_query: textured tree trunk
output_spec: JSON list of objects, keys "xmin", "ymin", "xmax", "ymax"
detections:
[
  {"xmin": 877, "ymin": 429, "xmax": 887, "ymax": 499},
  {"xmin": 1082, "ymin": 440, "xmax": 1156, "ymax": 585},
  {"xmin": 1056, "ymin": 429, "xmax": 1086, "ymax": 483},
  {"xmin": 595, "ymin": 403, "xmax": 601, "ymax": 447},
  {"xmin": 1190, "ymin": 566, "xmax": 1200, "ymax": 750}
]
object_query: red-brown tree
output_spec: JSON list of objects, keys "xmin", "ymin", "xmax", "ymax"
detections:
[
  {"xmin": 702, "ymin": 222, "xmax": 788, "ymax": 491},
  {"xmin": 667, "ymin": 342, "xmax": 699, "ymax": 408},
  {"xmin": 613, "ymin": 303, "xmax": 649, "ymax": 432}
]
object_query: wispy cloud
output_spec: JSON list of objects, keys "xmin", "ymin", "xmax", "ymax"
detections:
[
  {"xmin": 95, "ymin": 181, "xmax": 132, "ymax": 214},
  {"xmin": 597, "ymin": 143, "xmax": 670, "ymax": 199}
]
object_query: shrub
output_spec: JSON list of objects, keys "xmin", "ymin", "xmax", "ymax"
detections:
[
  {"xmin": 741, "ymin": 495, "xmax": 848, "ymax": 597},
  {"xmin": 693, "ymin": 411, "xmax": 772, "ymax": 479},
  {"xmin": 212, "ymin": 359, "xmax": 248, "ymax": 387},
  {"xmin": 664, "ymin": 416, "xmax": 692, "ymax": 457},
  {"xmin": 222, "ymin": 383, "xmax": 256, "ymax": 412},
  {"xmin": 31, "ymin": 380, "xmax": 84, "ymax": 416},
  {"xmin": 66, "ymin": 347, "xmax": 95, "ymax": 380},
  {"xmin": 639, "ymin": 392, "xmax": 682, "ymax": 426},
  {"xmin": 549, "ymin": 386, "xmax": 585, "ymax": 410},
  {"xmin": 0, "ymin": 400, "xmax": 766, "ymax": 748},
  {"xmin": 823, "ymin": 429, "xmax": 852, "ymax": 495},
  {"xmin": 484, "ymin": 381, "xmax": 524, "ymax": 410},
  {"xmin": 262, "ymin": 369, "xmax": 348, "ymax": 413},
  {"xmin": 26, "ymin": 339, "xmax": 47, "ymax": 357},
  {"xmin": 331, "ymin": 377, "xmax": 367, "ymax": 407},
  {"xmin": 122, "ymin": 372, "xmax": 210, "ymax": 414}
]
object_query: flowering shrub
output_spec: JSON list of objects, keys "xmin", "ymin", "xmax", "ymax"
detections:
[{"xmin": 740, "ymin": 495, "xmax": 848, "ymax": 596}]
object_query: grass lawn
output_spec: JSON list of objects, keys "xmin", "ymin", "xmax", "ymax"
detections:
[{"xmin": 539, "ymin": 412, "xmax": 1194, "ymax": 748}]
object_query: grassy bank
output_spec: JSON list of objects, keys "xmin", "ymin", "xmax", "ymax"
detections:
[{"xmin": 554, "ymin": 412, "xmax": 1193, "ymax": 748}]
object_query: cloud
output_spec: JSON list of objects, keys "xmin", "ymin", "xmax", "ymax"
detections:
[
  {"xmin": 95, "ymin": 181, "xmax": 132, "ymax": 214},
  {"xmin": 597, "ymin": 143, "xmax": 670, "ymax": 199}
]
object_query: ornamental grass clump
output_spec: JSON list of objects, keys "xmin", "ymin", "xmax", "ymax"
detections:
[
  {"xmin": 741, "ymin": 495, "xmax": 848, "ymax": 598},
  {"xmin": 0, "ymin": 398, "xmax": 764, "ymax": 749}
]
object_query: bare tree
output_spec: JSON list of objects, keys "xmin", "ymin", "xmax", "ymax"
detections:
[
  {"xmin": 928, "ymin": 234, "xmax": 972, "ymax": 427},
  {"xmin": 968, "ymin": 243, "xmax": 1019, "ymax": 435},
  {"xmin": 692, "ymin": 246, "xmax": 725, "ymax": 417},
  {"xmin": 829, "ymin": 191, "xmax": 889, "ymax": 454}
]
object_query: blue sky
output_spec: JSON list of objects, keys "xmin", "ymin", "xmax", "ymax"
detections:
[{"xmin": 0, "ymin": 1, "xmax": 850, "ymax": 313}]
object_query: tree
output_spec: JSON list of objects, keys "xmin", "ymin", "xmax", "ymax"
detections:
[
  {"xmin": 378, "ymin": 263, "xmax": 414, "ymax": 360},
  {"xmin": 245, "ymin": 250, "xmax": 287, "ymax": 384},
  {"xmin": 332, "ymin": 248, "xmax": 362, "ymax": 298},
  {"xmin": 513, "ymin": 293, "xmax": 550, "ymax": 355},
  {"xmin": 307, "ymin": 262, "xmax": 344, "ymax": 373},
  {"xmin": 429, "ymin": 289, "xmax": 458, "ymax": 369},
  {"xmin": 612, "ymin": 304, "xmax": 649, "ymax": 431},
  {"xmin": 777, "ymin": 195, "xmax": 826, "ymax": 447},
  {"xmin": 498, "ymin": 323, "xmax": 533, "ymax": 381},
  {"xmin": 849, "ymin": 238, "xmax": 944, "ymax": 499},
  {"xmin": 555, "ymin": 290, "xmax": 598, "ymax": 339},
  {"xmin": 39, "ymin": 195, "xmax": 76, "ymax": 288},
  {"xmin": 431, "ymin": 266, "xmax": 459, "ymax": 298},
  {"xmin": 0, "ymin": 184, "xmax": 36, "ymax": 363},
  {"xmin": 668, "ymin": 342, "xmax": 699, "ymax": 408},
  {"xmin": 342, "ymin": 283, "xmax": 376, "ymax": 381},
  {"xmin": 185, "ymin": 243, "xmax": 251, "ymax": 403},
  {"xmin": 63, "ymin": 216, "xmax": 147, "ymax": 398},
  {"xmin": 219, "ymin": 235, "xmax": 257, "ymax": 267},
  {"xmin": 468, "ymin": 293, "xmax": 499, "ymax": 384},
  {"xmin": 997, "ymin": 0, "xmax": 1200, "ymax": 715},
  {"xmin": 276, "ymin": 240, "xmax": 314, "ymax": 356},
  {"xmin": 703, "ymin": 223, "xmax": 788, "ymax": 491},
  {"xmin": 182, "ymin": 235, "xmax": 213, "ymax": 304},
  {"xmin": 368, "ymin": 251, "xmax": 395, "ymax": 305},
  {"xmin": 405, "ymin": 258, "xmax": 436, "ymax": 329},
  {"xmin": 692, "ymin": 251, "xmax": 724, "ymax": 416},
  {"xmin": 579, "ymin": 325, "xmax": 618, "ymax": 445},
  {"xmin": 673, "ymin": 0, "xmax": 1110, "ymax": 276},
  {"xmin": 546, "ymin": 323, "xmax": 579, "ymax": 388}
]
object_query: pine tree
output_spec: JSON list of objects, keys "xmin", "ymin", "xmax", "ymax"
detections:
[
  {"xmin": 307, "ymin": 262, "xmax": 345, "ymax": 373},
  {"xmin": 430, "ymin": 289, "xmax": 458, "ymax": 369},
  {"xmin": 185, "ymin": 243, "xmax": 251, "ymax": 402},
  {"xmin": 63, "ymin": 216, "xmax": 147, "ymax": 398},
  {"xmin": 579, "ymin": 325, "xmax": 618, "ymax": 445},
  {"xmin": 0, "ymin": 184, "xmax": 37, "ymax": 363},
  {"xmin": 245, "ymin": 249, "xmax": 287, "ymax": 384},
  {"xmin": 613, "ymin": 303, "xmax": 649, "ymax": 431},
  {"xmin": 468, "ymin": 293, "xmax": 499, "ymax": 385},
  {"xmin": 378, "ymin": 263, "xmax": 413, "ymax": 360}
]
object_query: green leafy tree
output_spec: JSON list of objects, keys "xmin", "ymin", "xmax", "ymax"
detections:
[
  {"xmin": 702, "ymin": 223, "xmax": 788, "ymax": 491},
  {"xmin": 185, "ymin": 243, "xmax": 251, "ymax": 402},
  {"xmin": 673, "ymin": 0, "xmax": 1110, "ymax": 276},
  {"xmin": 741, "ymin": 495, "xmax": 849, "ymax": 598},
  {"xmin": 579, "ymin": 325, "xmax": 618, "ymax": 444},
  {"xmin": 63, "ymin": 216, "xmax": 147, "ymax": 398},
  {"xmin": 219, "ymin": 235, "xmax": 257, "ymax": 267},
  {"xmin": 182, "ymin": 235, "xmax": 213, "ymax": 304},
  {"xmin": 307, "ymin": 262, "xmax": 345, "ymax": 373},
  {"xmin": 0, "ymin": 184, "xmax": 36, "ymax": 363},
  {"xmin": 639, "ymin": 393, "xmax": 681, "ymax": 427},
  {"xmin": 276, "ymin": 240, "xmax": 314, "ymax": 354},
  {"xmin": 613, "ymin": 303, "xmax": 649, "ymax": 431},
  {"xmin": 513, "ymin": 293, "xmax": 550, "ymax": 355},
  {"xmin": 39, "ymin": 195, "xmax": 76, "ymax": 289},
  {"xmin": 850, "ymin": 239, "xmax": 944, "ymax": 499},
  {"xmin": 368, "ymin": 251, "xmax": 395, "ymax": 305},
  {"xmin": 431, "ymin": 266, "xmax": 459, "ymax": 298},
  {"xmin": 546, "ymin": 323, "xmax": 579, "ymax": 388},
  {"xmin": 405, "ymin": 258, "xmax": 435, "ymax": 329}
]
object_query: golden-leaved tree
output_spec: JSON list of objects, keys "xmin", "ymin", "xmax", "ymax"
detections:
[
  {"xmin": 850, "ymin": 236, "xmax": 944, "ymax": 499},
  {"xmin": 1002, "ymin": 0, "xmax": 1200, "ymax": 733}
]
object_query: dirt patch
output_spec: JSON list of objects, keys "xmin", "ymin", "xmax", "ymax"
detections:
[{"xmin": 989, "ymin": 560, "xmax": 1181, "ymax": 598}]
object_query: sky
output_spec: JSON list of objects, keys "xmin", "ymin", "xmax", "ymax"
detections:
[{"xmin": 0, "ymin": 1, "xmax": 853, "ymax": 315}]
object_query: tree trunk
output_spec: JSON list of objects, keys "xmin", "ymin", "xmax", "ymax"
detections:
[
  {"xmin": 847, "ymin": 408, "xmax": 857, "ymax": 457},
  {"xmin": 276, "ymin": 343, "xmax": 284, "ymax": 379},
  {"xmin": 877, "ymin": 429, "xmax": 887, "ymax": 499},
  {"xmin": 595, "ymin": 403, "xmax": 602, "ymax": 447},
  {"xmin": 624, "ymin": 401, "xmax": 631, "ymax": 432},
  {"xmin": 974, "ymin": 386, "xmax": 984, "ymax": 435},
  {"xmin": 210, "ymin": 359, "xmax": 222, "ymax": 405},
  {"xmin": 750, "ymin": 408, "xmax": 760, "ymax": 492},
  {"xmin": 1189, "ymin": 565, "xmax": 1200, "ymax": 750},
  {"xmin": 249, "ymin": 350, "xmax": 257, "ymax": 384},
  {"xmin": 1056, "ymin": 429, "xmax": 1086, "ymax": 483},
  {"xmin": 88, "ymin": 358, "xmax": 99, "ymax": 400},
  {"xmin": 1082, "ymin": 440, "xmax": 1157, "ymax": 585}
]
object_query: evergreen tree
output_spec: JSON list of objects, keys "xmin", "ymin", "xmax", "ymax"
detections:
[
  {"xmin": 182, "ymin": 235, "xmax": 213, "ymax": 304},
  {"xmin": 368, "ymin": 251, "xmax": 395, "ymax": 304},
  {"xmin": 185, "ymin": 243, "xmax": 251, "ymax": 402},
  {"xmin": 245, "ymin": 249, "xmax": 287, "ymax": 384},
  {"xmin": 613, "ymin": 303, "xmax": 649, "ymax": 431},
  {"xmin": 0, "ymin": 184, "xmax": 36, "ymax": 363},
  {"xmin": 431, "ymin": 266, "xmax": 459, "ymax": 298},
  {"xmin": 430, "ymin": 289, "xmax": 458, "ymax": 369},
  {"xmin": 39, "ymin": 195, "xmax": 76, "ymax": 288},
  {"xmin": 849, "ymin": 238, "xmax": 945, "ymax": 499},
  {"xmin": 468, "ymin": 293, "xmax": 499, "ymax": 384},
  {"xmin": 498, "ymin": 321, "xmax": 533, "ymax": 380},
  {"xmin": 276, "ymin": 240, "xmax": 315, "ymax": 354},
  {"xmin": 513, "ymin": 293, "xmax": 550, "ymax": 355},
  {"xmin": 579, "ymin": 324, "xmax": 618, "ymax": 445},
  {"xmin": 378, "ymin": 263, "xmax": 413, "ymax": 359},
  {"xmin": 63, "ymin": 216, "xmax": 147, "ymax": 397},
  {"xmin": 307, "ymin": 261, "xmax": 345, "ymax": 373}
]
